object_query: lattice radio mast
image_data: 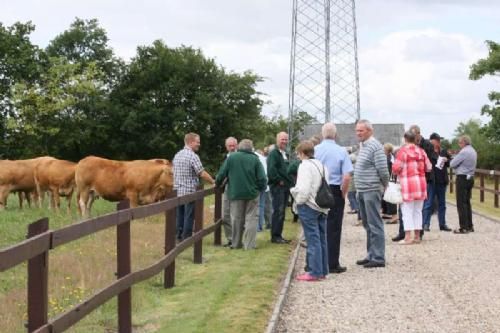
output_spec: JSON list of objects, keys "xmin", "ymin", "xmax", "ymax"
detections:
[{"xmin": 288, "ymin": 0, "xmax": 361, "ymax": 141}]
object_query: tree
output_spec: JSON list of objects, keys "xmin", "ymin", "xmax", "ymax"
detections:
[
  {"xmin": 11, "ymin": 57, "xmax": 107, "ymax": 159},
  {"xmin": 107, "ymin": 40, "xmax": 264, "ymax": 171},
  {"xmin": 0, "ymin": 21, "xmax": 45, "ymax": 157},
  {"xmin": 469, "ymin": 40, "xmax": 500, "ymax": 143},
  {"xmin": 46, "ymin": 18, "xmax": 124, "ymax": 85}
]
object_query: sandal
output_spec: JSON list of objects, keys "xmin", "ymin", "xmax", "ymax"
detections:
[
  {"xmin": 397, "ymin": 239, "xmax": 413, "ymax": 245},
  {"xmin": 413, "ymin": 239, "xmax": 421, "ymax": 244}
]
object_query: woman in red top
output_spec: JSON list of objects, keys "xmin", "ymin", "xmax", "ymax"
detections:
[{"xmin": 392, "ymin": 131, "xmax": 432, "ymax": 244}]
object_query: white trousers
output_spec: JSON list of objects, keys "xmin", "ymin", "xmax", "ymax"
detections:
[{"xmin": 401, "ymin": 200, "xmax": 424, "ymax": 231}]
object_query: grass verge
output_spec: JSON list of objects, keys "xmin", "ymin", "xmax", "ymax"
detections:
[
  {"xmin": 446, "ymin": 183, "xmax": 499, "ymax": 221},
  {"xmin": 0, "ymin": 194, "xmax": 300, "ymax": 333}
]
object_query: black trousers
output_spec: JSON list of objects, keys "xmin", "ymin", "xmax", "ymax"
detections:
[
  {"xmin": 326, "ymin": 185, "xmax": 345, "ymax": 268},
  {"xmin": 456, "ymin": 175, "xmax": 474, "ymax": 230},
  {"xmin": 382, "ymin": 200, "xmax": 397, "ymax": 215}
]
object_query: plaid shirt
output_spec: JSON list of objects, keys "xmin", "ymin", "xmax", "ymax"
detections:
[
  {"xmin": 392, "ymin": 144, "xmax": 432, "ymax": 201},
  {"xmin": 173, "ymin": 146, "xmax": 204, "ymax": 195}
]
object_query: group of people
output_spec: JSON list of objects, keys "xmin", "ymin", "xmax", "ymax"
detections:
[{"xmin": 171, "ymin": 120, "xmax": 478, "ymax": 282}]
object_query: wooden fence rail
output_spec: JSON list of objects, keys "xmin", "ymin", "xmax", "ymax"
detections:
[
  {"xmin": 0, "ymin": 186, "xmax": 223, "ymax": 333},
  {"xmin": 449, "ymin": 168, "xmax": 500, "ymax": 208}
]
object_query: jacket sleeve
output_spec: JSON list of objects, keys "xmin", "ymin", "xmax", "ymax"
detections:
[
  {"xmin": 424, "ymin": 153, "xmax": 432, "ymax": 172},
  {"xmin": 256, "ymin": 159, "xmax": 267, "ymax": 192},
  {"xmin": 215, "ymin": 159, "xmax": 229, "ymax": 186},
  {"xmin": 290, "ymin": 163, "xmax": 312, "ymax": 204},
  {"xmin": 374, "ymin": 148, "xmax": 390, "ymax": 186},
  {"xmin": 266, "ymin": 150, "xmax": 279, "ymax": 185},
  {"xmin": 392, "ymin": 150, "xmax": 404, "ymax": 176}
]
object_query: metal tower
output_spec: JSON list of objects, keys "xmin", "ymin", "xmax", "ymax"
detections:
[{"xmin": 288, "ymin": 0, "xmax": 361, "ymax": 141}]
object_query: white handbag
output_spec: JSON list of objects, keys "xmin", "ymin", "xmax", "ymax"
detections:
[{"xmin": 384, "ymin": 181, "xmax": 403, "ymax": 204}]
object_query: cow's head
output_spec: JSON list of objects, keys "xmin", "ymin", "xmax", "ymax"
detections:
[{"xmin": 152, "ymin": 159, "xmax": 174, "ymax": 201}]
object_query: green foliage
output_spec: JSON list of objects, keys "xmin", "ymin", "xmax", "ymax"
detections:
[
  {"xmin": 11, "ymin": 57, "xmax": 107, "ymax": 159},
  {"xmin": 469, "ymin": 40, "xmax": 500, "ymax": 80},
  {"xmin": 0, "ymin": 18, "xmax": 277, "ymax": 170},
  {"xmin": 45, "ymin": 18, "xmax": 125, "ymax": 85},
  {"xmin": 0, "ymin": 21, "xmax": 46, "ymax": 157},
  {"xmin": 107, "ymin": 40, "xmax": 264, "ymax": 170},
  {"xmin": 469, "ymin": 40, "xmax": 500, "ymax": 144}
]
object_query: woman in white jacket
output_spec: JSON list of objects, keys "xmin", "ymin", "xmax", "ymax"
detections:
[{"xmin": 290, "ymin": 140, "xmax": 329, "ymax": 281}]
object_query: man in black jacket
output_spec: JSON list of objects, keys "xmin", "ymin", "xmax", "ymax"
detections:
[
  {"xmin": 267, "ymin": 132, "xmax": 294, "ymax": 244},
  {"xmin": 422, "ymin": 133, "xmax": 452, "ymax": 231}
]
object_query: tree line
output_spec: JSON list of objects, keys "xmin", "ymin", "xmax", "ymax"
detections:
[
  {"xmin": 1, "ymin": 18, "xmax": 497, "ymax": 169},
  {"xmin": 0, "ymin": 18, "xmax": 312, "ymax": 172}
]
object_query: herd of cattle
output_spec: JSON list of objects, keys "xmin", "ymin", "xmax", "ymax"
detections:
[{"xmin": 0, "ymin": 156, "xmax": 174, "ymax": 217}]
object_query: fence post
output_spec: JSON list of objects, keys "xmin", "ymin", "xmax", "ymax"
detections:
[
  {"xmin": 27, "ymin": 218, "xmax": 49, "ymax": 333},
  {"xmin": 164, "ymin": 191, "xmax": 177, "ymax": 289},
  {"xmin": 214, "ymin": 187, "xmax": 222, "ymax": 246},
  {"xmin": 480, "ymin": 173, "xmax": 485, "ymax": 203},
  {"xmin": 495, "ymin": 174, "xmax": 499, "ymax": 209},
  {"xmin": 449, "ymin": 168, "xmax": 454, "ymax": 194},
  {"xmin": 116, "ymin": 200, "xmax": 131, "ymax": 333},
  {"xmin": 193, "ymin": 187, "xmax": 204, "ymax": 264}
]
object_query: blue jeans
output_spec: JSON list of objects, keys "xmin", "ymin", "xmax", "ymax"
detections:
[
  {"xmin": 176, "ymin": 202, "xmax": 194, "ymax": 240},
  {"xmin": 270, "ymin": 185, "xmax": 288, "ymax": 240},
  {"xmin": 258, "ymin": 191, "xmax": 272, "ymax": 231},
  {"xmin": 298, "ymin": 204, "xmax": 328, "ymax": 278},
  {"xmin": 358, "ymin": 190, "xmax": 385, "ymax": 264},
  {"xmin": 347, "ymin": 191, "xmax": 359, "ymax": 211},
  {"xmin": 422, "ymin": 183, "xmax": 447, "ymax": 228}
]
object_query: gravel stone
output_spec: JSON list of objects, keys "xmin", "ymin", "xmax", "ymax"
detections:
[{"xmin": 276, "ymin": 208, "xmax": 500, "ymax": 333}]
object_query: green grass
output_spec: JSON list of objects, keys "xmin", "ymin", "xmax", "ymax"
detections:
[{"xmin": 0, "ymin": 193, "xmax": 300, "ymax": 333}]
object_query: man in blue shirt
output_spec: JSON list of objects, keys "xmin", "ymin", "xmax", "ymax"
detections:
[{"xmin": 315, "ymin": 123, "xmax": 353, "ymax": 273}]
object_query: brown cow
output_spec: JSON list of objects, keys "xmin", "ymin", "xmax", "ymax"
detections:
[
  {"xmin": 0, "ymin": 157, "xmax": 54, "ymax": 210},
  {"xmin": 34, "ymin": 158, "xmax": 77, "ymax": 212},
  {"xmin": 75, "ymin": 156, "xmax": 174, "ymax": 217}
]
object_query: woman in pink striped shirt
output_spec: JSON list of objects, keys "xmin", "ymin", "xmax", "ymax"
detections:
[{"xmin": 392, "ymin": 131, "xmax": 432, "ymax": 244}]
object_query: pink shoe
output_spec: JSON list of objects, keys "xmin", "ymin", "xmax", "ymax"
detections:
[{"xmin": 296, "ymin": 273, "xmax": 320, "ymax": 282}]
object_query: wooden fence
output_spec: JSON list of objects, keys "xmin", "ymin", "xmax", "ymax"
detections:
[
  {"xmin": 0, "ymin": 187, "xmax": 223, "ymax": 333},
  {"xmin": 449, "ymin": 168, "xmax": 500, "ymax": 208}
]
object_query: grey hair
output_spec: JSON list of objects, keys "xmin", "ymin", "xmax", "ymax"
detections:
[
  {"xmin": 225, "ymin": 136, "xmax": 237, "ymax": 145},
  {"xmin": 404, "ymin": 130, "xmax": 416, "ymax": 143},
  {"xmin": 460, "ymin": 135, "xmax": 472, "ymax": 145},
  {"xmin": 409, "ymin": 124, "xmax": 421, "ymax": 135},
  {"xmin": 321, "ymin": 122, "xmax": 337, "ymax": 139},
  {"xmin": 239, "ymin": 139, "xmax": 254, "ymax": 150},
  {"xmin": 357, "ymin": 119, "xmax": 373, "ymax": 130}
]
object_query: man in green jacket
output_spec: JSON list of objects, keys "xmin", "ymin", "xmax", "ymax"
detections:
[
  {"xmin": 216, "ymin": 139, "xmax": 267, "ymax": 249},
  {"xmin": 267, "ymin": 132, "xmax": 294, "ymax": 244}
]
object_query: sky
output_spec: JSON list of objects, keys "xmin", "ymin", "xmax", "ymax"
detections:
[{"xmin": 1, "ymin": 0, "xmax": 498, "ymax": 140}]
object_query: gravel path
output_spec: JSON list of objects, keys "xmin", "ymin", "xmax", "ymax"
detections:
[{"xmin": 276, "ymin": 208, "xmax": 500, "ymax": 333}]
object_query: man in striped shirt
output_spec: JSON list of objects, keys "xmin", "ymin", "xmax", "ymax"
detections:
[{"xmin": 353, "ymin": 120, "xmax": 390, "ymax": 268}]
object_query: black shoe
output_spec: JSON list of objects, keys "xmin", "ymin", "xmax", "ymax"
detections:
[
  {"xmin": 347, "ymin": 210, "xmax": 358, "ymax": 214},
  {"xmin": 223, "ymin": 241, "xmax": 232, "ymax": 247},
  {"xmin": 392, "ymin": 235, "xmax": 404, "ymax": 242},
  {"xmin": 423, "ymin": 225, "xmax": 430, "ymax": 231},
  {"xmin": 304, "ymin": 265, "xmax": 310, "ymax": 272},
  {"xmin": 356, "ymin": 259, "xmax": 370, "ymax": 265},
  {"xmin": 440, "ymin": 226, "xmax": 452, "ymax": 232},
  {"xmin": 329, "ymin": 266, "xmax": 347, "ymax": 274},
  {"xmin": 271, "ymin": 238, "xmax": 289, "ymax": 244},
  {"xmin": 453, "ymin": 228, "xmax": 469, "ymax": 234},
  {"xmin": 363, "ymin": 261, "xmax": 385, "ymax": 268}
]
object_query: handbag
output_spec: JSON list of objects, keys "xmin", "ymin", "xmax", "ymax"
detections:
[
  {"xmin": 310, "ymin": 161, "xmax": 335, "ymax": 209},
  {"xmin": 383, "ymin": 178, "xmax": 403, "ymax": 204}
]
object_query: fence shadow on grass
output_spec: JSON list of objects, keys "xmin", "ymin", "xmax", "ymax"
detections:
[{"xmin": 0, "ymin": 186, "xmax": 223, "ymax": 333}]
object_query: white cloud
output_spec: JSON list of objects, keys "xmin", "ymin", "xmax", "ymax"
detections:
[{"xmin": 358, "ymin": 29, "xmax": 496, "ymax": 138}]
